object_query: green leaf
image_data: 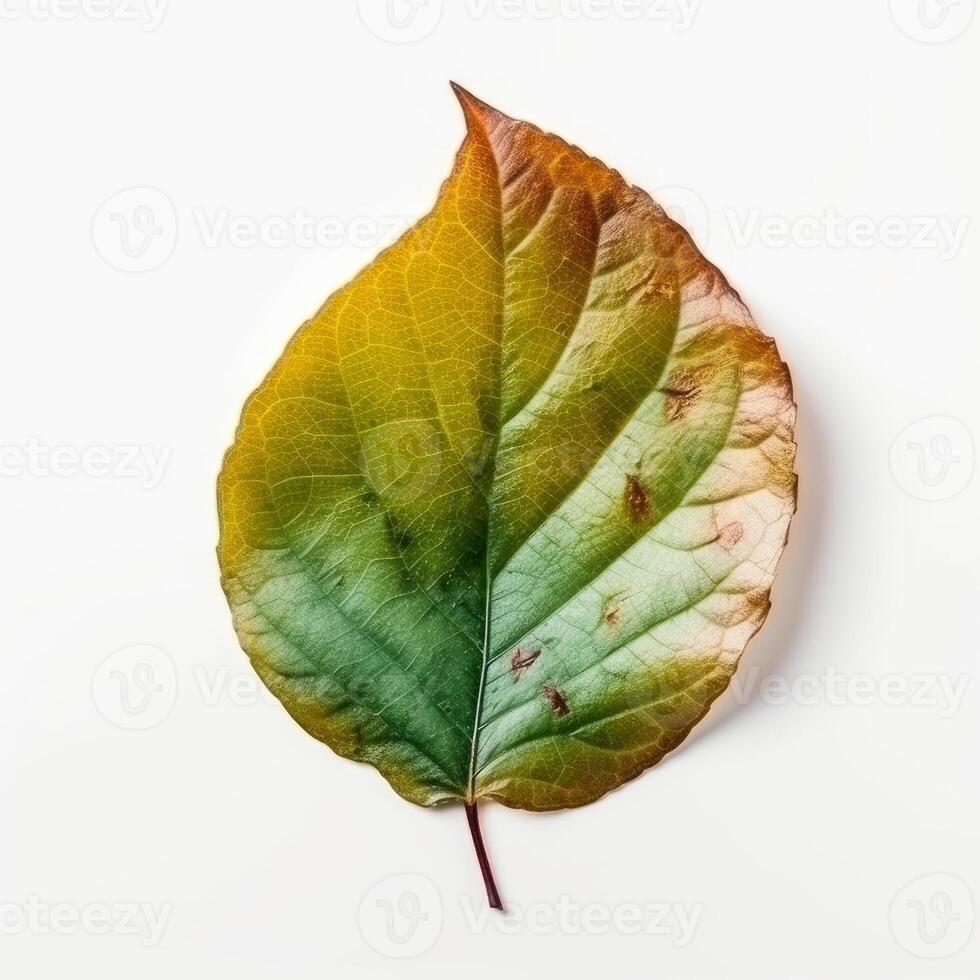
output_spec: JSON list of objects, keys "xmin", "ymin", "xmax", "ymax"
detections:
[{"xmin": 218, "ymin": 85, "xmax": 796, "ymax": 847}]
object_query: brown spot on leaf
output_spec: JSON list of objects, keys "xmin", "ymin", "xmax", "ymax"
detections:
[
  {"xmin": 624, "ymin": 474, "xmax": 651, "ymax": 522},
  {"xmin": 542, "ymin": 684, "xmax": 570, "ymax": 716},
  {"xmin": 716, "ymin": 521, "xmax": 743, "ymax": 551},
  {"xmin": 662, "ymin": 371, "xmax": 702, "ymax": 422},
  {"xmin": 603, "ymin": 601, "xmax": 622, "ymax": 627},
  {"xmin": 510, "ymin": 646, "xmax": 541, "ymax": 681}
]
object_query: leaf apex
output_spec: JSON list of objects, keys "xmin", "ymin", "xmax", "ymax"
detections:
[{"xmin": 450, "ymin": 81, "xmax": 503, "ymax": 130}]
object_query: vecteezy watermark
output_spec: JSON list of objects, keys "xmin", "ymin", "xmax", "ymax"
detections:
[
  {"xmin": 358, "ymin": 0, "xmax": 700, "ymax": 43},
  {"xmin": 93, "ymin": 654, "xmax": 285, "ymax": 731},
  {"xmin": 360, "ymin": 417, "xmax": 449, "ymax": 505},
  {"xmin": 461, "ymin": 0, "xmax": 701, "ymax": 29},
  {"xmin": 889, "ymin": 0, "xmax": 975, "ymax": 43},
  {"xmin": 0, "ymin": 439, "xmax": 172, "ymax": 489},
  {"xmin": 655, "ymin": 185, "xmax": 711, "ymax": 248},
  {"xmin": 358, "ymin": 0, "xmax": 443, "ymax": 42},
  {"xmin": 358, "ymin": 874, "xmax": 443, "ymax": 958},
  {"xmin": 101, "ymin": 193, "xmax": 968, "ymax": 271},
  {"xmin": 192, "ymin": 208, "xmax": 411, "ymax": 251},
  {"xmin": 356, "ymin": 874, "xmax": 702, "ymax": 954},
  {"xmin": 0, "ymin": 897, "xmax": 172, "ymax": 947},
  {"xmin": 191, "ymin": 664, "xmax": 279, "ymax": 709},
  {"xmin": 92, "ymin": 187, "xmax": 177, "ymax": 272},
  {"xmin": 725, "ymin": 208, "xmax": 969, "ymax": 260},
  {"xmin": 644, "ymin": 190, "xmax": 968, "ymax": 259},
  {"xmin": 890, "ymin": 416, "xmax": 974, "ymax": 501},
  {"xmin": 890, "ymin": 873, "xmax": 974, "ymax": 958},
  {"xmin": 92, "ymin": 644, "xmax": 177, "ymax": 731},
  {"xmin": 460, "ymin": 895, "xmax": 703, "ymax": 942},
  {"xmin": 0, "ymin": 0, "xmax": 168, "ymax": 29},
  {"xmin": 94, "ymin": 189, "xmax": 412, "ymax": 272},
  {"xmin": 729, "ymin": 667, "xmax": 970, "ymax": 719}
]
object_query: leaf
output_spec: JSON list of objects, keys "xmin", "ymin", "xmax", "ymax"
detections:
[{"xmin": 217, "ymin": 85, "xmax": 797, "ymax": 900}]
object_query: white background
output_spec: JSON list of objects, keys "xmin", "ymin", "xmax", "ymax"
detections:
[{"xmin": 2, "ymin": 1, "xmax": 978, "ymax": 977}]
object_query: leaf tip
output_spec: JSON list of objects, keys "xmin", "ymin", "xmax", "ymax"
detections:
[{"xmin": 450, "ymin": 81, "xmax": 503, "ymax": 130}]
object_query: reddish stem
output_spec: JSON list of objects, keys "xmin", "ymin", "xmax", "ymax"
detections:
[{"xmin": 464, "ymin": 802, "xmax": 503, "ymax": 910}]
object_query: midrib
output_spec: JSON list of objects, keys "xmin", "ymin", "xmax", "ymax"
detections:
[{"xmin": 466, "ymin": 109, "xmax": 506, "ymax": 803}]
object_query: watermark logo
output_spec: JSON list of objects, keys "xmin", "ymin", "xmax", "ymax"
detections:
[
  {"xmin": 730, "ymin": 666, "xmax": 970, "ymax": 718},
  {"xmin": 361, "ymin": 419, "xmax": 452, "ymax": 504},
  {"xmin": 357, "ymin": 874, "xmax": 443, "ymax": 958},
  {"xmin": 0, "ymin": 0, "xmax": 168, "ymax": 29},
  {"xmin": 889, "ymin": 416, "xmax": 974, "ymax": 501},
  {"xmin": 193, "ymin": 665, "xmax": 279, "ymax": 709},
  {"xmin": 193, "ymin": 208, "xmax": 410, "ymax": 251},
  {"xmin": 460, "ymin": 896, "xmax": 702, "ymax": 941},
  {"xmin": 355, "ymin": 876, "xmax": 701, "ymax": 953},
  {"xmin": 92, "ymin": 187, "xmax": 177, "ymax": 272},
  {"xmin": 0, "ymin": 439, "xmax": 171, "ymax": 489},
  {"xmin": 92, "ymin": 644, "xmax": 177, "ymax": 731},
  {"xmin": 890, "ymin": 873, "xmax": 974, "ymax": 958},
  {"xmin": 648, "ymin": 195, "xmax": 967, "ymax": 258},
  {"xmin": 95, "ymin": 192, "xmax": 412, "ymax": 271},
  {"xmin": 889, "ymin": 0, "xmax": 974, "ymax": 42},
  {"xmin": 726, "ymin": 209, "xmax": 968, "ymax": 260},
  {"xmin": 465, "ymin": 0, "xmax": 700, "ymax": 29},
  {"xmin": 357, "ymin": 0, "xmax": 699, "ymax": 40},
  {"xmin": 654, "ymin": 184, "xmax": 710, "ymax": 248},
  {"xmin": 358, "ymin": 0, "xmax": 443, "ymax": 43},
  {"xmin": 0, "ymin": 897, "xmax": 171, "ymax": 947},
  {"xmin": 93, "ymin": 657, "xmax": 280, "ymax": 729}
]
